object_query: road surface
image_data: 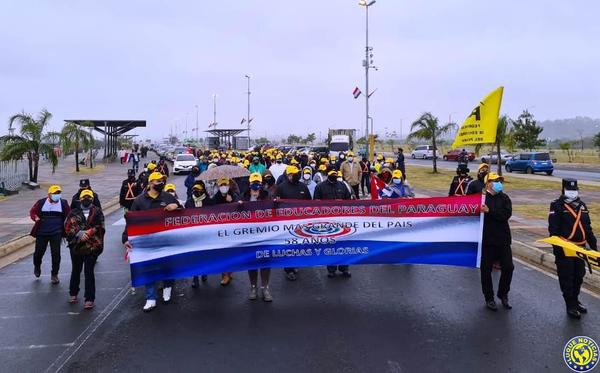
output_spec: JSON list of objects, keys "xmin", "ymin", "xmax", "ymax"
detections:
[{"xmin": 1, "ymin": 173, "xmax": 598, "ymax": 372}]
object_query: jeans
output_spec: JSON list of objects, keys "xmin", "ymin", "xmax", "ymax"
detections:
[
  {"xmin": 145, "ymin": 279, "xmax": 174, "ymax": 300},
  {"xmin": 34, "ymin": 234, "xmax": 62, "ymax": 276},
  {"xmin": 69, "ymin": 253, "xmax": 97, "ymax": 301},
  {"xmin": 361, "ymin": 173, "xmax": 371, "ymax": 195},
  {"xmin": 480, "ymin": 244, "xmax": 514, "ymax": 300}
]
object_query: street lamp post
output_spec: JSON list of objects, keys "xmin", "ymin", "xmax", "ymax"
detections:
[
  {"xmin": 245, "ymin": 75, "xmax": 251, "ymax": 145},
  {"xmin": 195, "ymin": 105, "xmax": 199, "ymax": 144},
  {"xmin": 360, "ymin": 0, "xmax": 376, "ymax": 160}
]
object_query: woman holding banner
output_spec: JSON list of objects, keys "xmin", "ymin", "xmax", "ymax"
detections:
[
  {"xmin": 241, "ymin": 173, "xmax": 273, "ymax": 302},
  {"xmin": 185, "ymin": 180, "xmax": 213, "ymax": 288},
  {"xmin": 213, "ymin": 177, "xmax": 240, "ymax": 286}
]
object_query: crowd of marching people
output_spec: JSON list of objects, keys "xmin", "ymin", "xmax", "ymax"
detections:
[{"xmin": 29, "ymin": 145, "xmax": 596, "ymax": 319}]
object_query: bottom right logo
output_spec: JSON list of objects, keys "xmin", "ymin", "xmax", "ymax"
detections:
[{"xmin": 564, "ymin": 336, "xmax": 599, "ymax": 372}]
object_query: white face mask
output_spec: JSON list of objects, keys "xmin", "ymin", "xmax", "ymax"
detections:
[
  {"xmin": 337, "ymin": 177, "xmax": 343, "ymax": 182},
  {"xmin": 168, "ymin": 192, "xmax": 176, "ymax": 197},
  {"xmin": 303, "ymin": 174, "xmax": 311, "ymax": 180},
  {"xmin": 564, "ymin": 190, "xmax": 578, "ymax": 200},
  {"xmin": 393, "ymin": 178, "xmax": 402, "ymax": 184},
  {"xmin": 347, "ymin": 157, "xmax": 353, "ymax": 162},
  {"xmin": 219, "ymin": 186, "xmax": 229, "ymax": 194},
  {"xmin": 340, "ymin": 155, "xmax": 345, "ymax": 159}
]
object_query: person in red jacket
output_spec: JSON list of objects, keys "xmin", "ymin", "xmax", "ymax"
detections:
[{"xmin": 29, "ymin": 185, "xmax": 71, "ymax": 284}]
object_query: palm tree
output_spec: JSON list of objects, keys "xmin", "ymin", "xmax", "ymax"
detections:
[
  {"xmin": 0, "ymin": 109, "xmax": 59, "ymax": 182},
  {"xmin": 475, "ymin": 114, "xmax": 511, "ymax": 175},
  {"xmin": 408, "ymin": 112, "xmax": 453, "ymax": 173},
  {"xmin": 61, "ymin": 121, "xmax": 93, "ymax": 172}
]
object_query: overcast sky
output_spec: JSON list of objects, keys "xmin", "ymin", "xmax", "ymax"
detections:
[{"xmin": 1, "ymin": 1, "xmax": 599, "ymax": 143}]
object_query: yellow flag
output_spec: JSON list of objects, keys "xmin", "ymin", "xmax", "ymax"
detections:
[
  {"xmin": 452, "ymin": 86, "xmax": 504, "ymax": 148},
  {"xmin": 537, "ymin": 236, "xmax": 600, "ymax": 273}
]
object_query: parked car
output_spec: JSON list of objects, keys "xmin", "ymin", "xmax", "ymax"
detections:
[
  {"xmin": 505, "ymin": 152, "xmax": 554, "ymax": 175},
  {"xmin": 481, "ymin": 151, "xmax": 513, "ymax": 165},
  {"xmin": 411, "ymin": 145, "xmax": 437, "ymax": 159},
  {"xmin": 173, "ymin": 154, "xmax": 197, "ymax": 174},
  {"xmin": 443, "ymin": 149, "xmax": 475, "ymax": 162}
]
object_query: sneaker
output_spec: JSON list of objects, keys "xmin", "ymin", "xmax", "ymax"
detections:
[
  {"xmin": 84, "ymin": 301, "xmax": 94, "ymax": 310},
  {"xmin": 143, "ymin": 299, "xmax": 156, "ymax": 312},
  {"xmin": 285, "ymin": 272, "xmax": 297, "ymax": 281},
  {"xmin": 192, "ymin": 276, "xmax": 199, "ymax": 288},
  {"xmin": 220, "ymin": 274, "xmax": 232, "ymax": 286},
  {"xmin": 498, "ymin": 296, "xmax": 512, "ymax": 309},
  {"xmin": 248, "ymin": 286, "xmax": 258, "ymax": 300},
  {"xmin": 567, "ymin": 308, "xmax": 581, "ymax": 319},
  {"xmin": 34, "ymin": 267, "xmax": 41, "ymax": 278},
  {"xmin": 262, "ymin": 286, "xmax": 273, "ymax": 302},
  {"xmin": 577, "ymin": 302, "xmax": 588, "ymax": 314},
  {"xmin": 163, "ymin": 287, "xmax": 172, "ymax": 303},
  {"xmin": 486, "ymin": 299, "xmax": 498, "ymax": 311},
  {"xmin": 51, "ymin": 275, "xmax": 60, "ymax": 284},
  {"xmin": 341, "ymin": 270, "xmax": 352, "ymax": 278},
  {"xmin": 68, "ymin": 296, "xmax": 78, "ymax": 304}
]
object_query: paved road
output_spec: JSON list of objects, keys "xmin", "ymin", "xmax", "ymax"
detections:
[
  {"xmin": 0, "ymin": 172, "xmax": 599, "ymax": 372},
  {"xmin": 405, "ymin": 158, "xmax": 600, "ymax": 182}
]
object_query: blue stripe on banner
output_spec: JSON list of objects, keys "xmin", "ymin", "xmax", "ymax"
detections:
[{"xmin": 130, "ymin": 241, "xmax": 478, "ymax": 286}]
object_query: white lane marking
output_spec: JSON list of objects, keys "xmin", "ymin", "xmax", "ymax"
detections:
[
  {"xmin": 0, "ymin": 343, "xmax": 75, "ymax": 351},
  {"xmin": 0, "ymin": 217, "xmax": 33, "ymax": 225},
  {"xmin": 46, "ymin": 282, "xmax": 130, "ymax": 373},
  {"xmin": 0, "ymin": 287, "xmax": 123, "ymax": 296},
  {"xmin": 1, "ymin": 312, "xmax": 79, "ymax": 320},
  {"xmin": 113, "ymin": 217, "xmax": 126, "ymax": 226}
]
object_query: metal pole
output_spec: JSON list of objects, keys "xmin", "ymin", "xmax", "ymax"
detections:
[
  {"xmin": 365, "ymin": 5, "xmax": 370, "ymax": 159},
  {"xmin": 246, "ymin": 75, "xmax": 251, "ymax": 145},
  {"xmin": 103, "ymin": 121, "xmax": 107, "ymax": 159},
  {"xmin": 195, "ymin": 105, "xmax": 199, "ymax": 143},
  {"xmin": 213, "ymin": 94, "xmax": 217, "ymax": 128}
]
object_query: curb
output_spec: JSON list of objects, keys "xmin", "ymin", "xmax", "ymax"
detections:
[
  {"xmin": 0, "ymin": 196, "xmax": 121, "ymax": 269},
  {"xmin": 512, "ymin": 239, "xmax": 600, "ymax": 293}
]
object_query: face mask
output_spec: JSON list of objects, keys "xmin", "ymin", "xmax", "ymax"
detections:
[
  {"xmin": 327, "ymin": 175, "xmax": 337, "ymax": 183},
  {"xmin": 81, "ymin": 199, "xmax": 93, "ymax": 208},
  {"xmin": 347, "ymin": 157, "xmax": 353, "ymax": 162},
  {"xmin": 564, "ymin": 190, "xmax": 578, "ymax": 200},
  {"xmin": 337, "ymin": 177, "xmax": 343, "ymax": 182},
  {"xmin": 393, "ymin": 178, "xmax": 402, "ymax": 184},
  {"xmin": 153, "ymin": 183, "xmax": 165, "ymax": 192},
  {"xmin": 478, "ymin": 171, "xmax": 488, "ymax": 181},
  {"xmin": 492, "ymin": 182, "xmax": 503, "ymax": 194},
  {"xmin": 193, "ymin": 190, "xmax": 203, "ymax": 197},
  {"xmin": 310, "ymin": 163, "xmax": 316, "ymax": 169},
  {"xmin": 265, "ymin": 178, "xmax": 275, "ymax": 186},
  {"xmin": 276, "ymin": 160, "xmax": 282, "ymax": 164},
  {"xmin": 51, "ymin": 194, "xmax": 61, "ymax": 202},
  {"xmin": 167, "ymin": 191, "xmax": 176, "ymax": 197},
  {"xmin": 340, "ymin": 155, "xmax": 345, "ymax": 159},
  {"xmin": 250, "ymin": 183, "xmax": 262, "ymax": 191},
  {"xmin": 219, "ymin": 186, "xmax": 229, "ymax": 194},
  {"xmin": 303, "ymin": 174, "xmax": 311, "ymax": 180}
]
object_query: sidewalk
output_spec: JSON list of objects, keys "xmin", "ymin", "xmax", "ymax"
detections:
[{"xmin": 0, "ymin": 154, "xmax": 140, "ymax": 245}]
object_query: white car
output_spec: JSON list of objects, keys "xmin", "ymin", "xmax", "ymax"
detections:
[
  {"xmin": 173, "ymin": 154, "xmax": 197, "ymax": 175},
  {"xmin": 410, "ymin": 145, "xmax": 436, "ymax": 159},
  {"xmin": 481, "ymin": 151, "xmax": 513, "ymax": 165}
]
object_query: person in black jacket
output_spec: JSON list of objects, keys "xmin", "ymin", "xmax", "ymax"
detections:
[
  {"xmin": 71, "ymin": 179, "xmax": 101, "ymax": 210},
  {"xmin": 123, "ymin": 172, "xmax": 181, "ymax": 312},
  {"xmin": 184, "ymin": 180, "xmax": 213, "ymax": 288},
  {"xmin": 314, "ymin": 169, "xmax": 352, "ymax": 277},
  {"xmin": 466, "ymin": 163, "xmax": 489, "ymax": 195},
  {"xmin": 157, "ymin": 157, "xmax": 170, "ymax": 177},
  {"xmin": 448, "ymin": 164, "xmax": 473, "ymax": 196},
  {"xmin": 119, "ymin": 169, "xmax": 142, "ymax": 213},
  {"xmin": 480, "ymin": 172, "xmax": 514, "ymax": 311},
  {"xmin": 274, "ymin": 165, "xmax": 311, "ymax": 280},
  {"xmin": 396, "ymin": 148, "xmax": 406, "ymax": 180},
  {"xmin": 549, "ymin": 178, "xmax": 597, "ymax": 319}
]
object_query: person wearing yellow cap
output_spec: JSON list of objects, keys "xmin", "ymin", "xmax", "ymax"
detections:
[
  {"xmin": 268, "ymin": 153, "xmax": 287, "ymax": 181},
  {"xmin": 164, "ymin": 183, "xmax": 182, "ymax": 202},
  {"xmin": 30, "ymin": 185, "xmax": 71, "ymax": 284},
  {"xmin": 466, "ymin": 163, "xmax": 490, "ymax": 195},
  {"xmin": 184, "ymin": 180, "xmax": 214, "ymax": 288},
  {"xmin": 212, "ymin": 177, "xmax": 241, "ymax": 286},
  {"xmin": 274, "ymin": 164, "xmax": 312, "ymax": 281},
  {"xmin": 480, "ymin": 171, "xmax": 514, "ymax": 311},
  {"xmin": 313, "ymin": 164, "xmax": 328, "ymax": 184},
  {"xmin": 248, "ymin": 156, "xmax": 266, "ymax": 175},
  {"xmin": 383, "ymin": 169, "xmax": 414, "ymax": 199},
  {"xmin": 64, "ymin": 188, "xmax": 105, "ymax": 309},
  {"xmin": 314, "ymin": 167, "xmax": 352, "ymax": 277},
  {"xmin": 301, "ymin": 166, "xmax": 317, "ymax": 198},
  {"xmin": 448, "ymin": 164, "xmax": 473, "ymax": 196},
  {"xmin": 340, "ymin": 151, "xmax": 361, "ymax": 199},
  {"xmin": 123, "ymin": 171, "xmax": 181, "ymax": 312}
]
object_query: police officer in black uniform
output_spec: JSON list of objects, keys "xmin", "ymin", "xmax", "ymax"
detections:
[
  {"xmin": 119, "ymin": 169, "xmax": 142, "ymax": 213},
  {"xmin": 448, "ymin": 164, "xmax": 473, "ymax": 196},
  {"xmin": 548, "ymin": 178, "xmax": 597, "ymax": 319},
  {"xmin": 71, "ymin": 179, "xmax": 102, "ymax": 210}
]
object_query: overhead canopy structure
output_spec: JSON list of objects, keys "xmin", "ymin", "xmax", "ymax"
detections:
[
  {"xmin": 64, "ymin": 120, "xmax": 146, "ymax": 158},
  {"xmin": 205, "ymin": 129, "xmax": 246, "ymax": 149}
]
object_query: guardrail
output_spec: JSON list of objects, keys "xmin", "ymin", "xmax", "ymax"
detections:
[{"xmin": 0, "ymin": 160, "xmax": 28, "ymax": 194}]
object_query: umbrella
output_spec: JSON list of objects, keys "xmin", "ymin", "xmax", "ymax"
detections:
[{"xmin": 198, "ymin": 165, "xmax": 250, "ymax": 181}]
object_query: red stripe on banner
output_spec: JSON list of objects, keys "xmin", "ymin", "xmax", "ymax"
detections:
[{"xmin": 126, "ymin": 196, "xmax": 481, "ymax": 237}]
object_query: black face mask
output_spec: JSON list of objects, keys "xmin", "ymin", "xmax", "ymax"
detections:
[
  {"xmin": 128, "ymin": 176, "xmax": 136, "ymax": 182},
  {"xmin": 290, "ymin": 174, "xmax": 301, "ymax": 183},
  {"xmin": 193, "ymin": 190, "xmax": 203, "ymax": 197},
  {"xmin": 478, "ymin": 172, "xmax": 488, "ymax": 181},
  {"xmin": 81, "ymin": 199, "xmax": 93, "ymax": 208},
  {"xmin": 153, "ymin": 183, "xmax": 165, "ymax": 192},
  {"xmin": 265, "ymin": 178, "xmax": 275, "ymax": 186},
  {"xmin": 327, "ymin": 175, "xmax": 337, "ymax": 183}
]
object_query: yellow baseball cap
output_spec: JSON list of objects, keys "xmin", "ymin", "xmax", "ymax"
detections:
[
  {"xmin": 377, "ymin": 155, "xmax": 384, "ymax": 161},
  {"xmin": 192, "ymin": 182, "xmax": 204, "ymax": 191},
  {"xmin": 392, "ymin": 169, "xmax": 403, "ymax": 179},
  {"xmin": 485, "ymin": 172, "xmax": 504, "ymax": 183},
  {"xmin": 327, "ymin": 170, "xmax": 337, "ymax": 176},
  {"xmin": 147, "ymin": 163, "xmax": 157, "ymax": 171},
  {"xmin": 217, "ymin": 178, "xmax": 230, "ymax": 186},
  {"xmin": 249, "ymin": 172, "xmax": 262, "ymax": 183},
  {"xmin": 276, "ymin": 155, "xmax": 283, "ymax": 160},
  {"xmin": 320, "ymin": 158, "xmax": 328, "ymax": 163},
  {"xmin": 385, "ymin": 157, "xmax": 394, "ymax": 163},
  {"xmin": 337, "ymin": 171, "xmax": 343, "ymax": 177},
  {"xmin": 478, "ymin": 163, "xmax": 490, "ymax": 171},
  {"xmin": 80, "ymin": 189, "xmax": 93, "ymax": 199},
  {"xmin": 318, "ymin": 164, "xmax": 327, "ymax": 171},
  {"xmin": 303, "ymin": 168, "xmax": 312, "ymax": 174},
  {"xmin": 347, "ymin": 151, "xmax": 354, "ymax": 157},
  {"xmin": 290, "ymin": 159, "xmax": 299, "ymax": 165},
  {"xmin": 165, "ymin": 183, "xmax": 176, "ymax": 192},
  {"xmin": 48, "ymin": 185, "xmax": 62, "ymax": 194},
  {"xmin": 286, "ymin": 165, "xmax": 300, "ymax": 174},
  {"xmin": 148, "ymin": 172, "xmax": 166, "ymax": 183}
]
